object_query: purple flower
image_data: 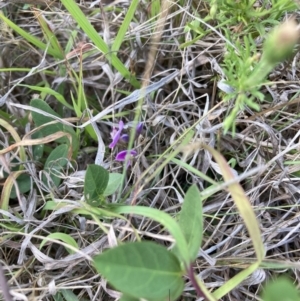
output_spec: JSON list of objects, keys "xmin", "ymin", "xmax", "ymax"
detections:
[
  {"xmin": 136, "ymin": 122, "xmax": 143, "ymax": 136},
  {"xmin": 109, "ymin": 121, "xmax": 143, "ymax": 167},
  {"xmin": 115, "ymin": 150, "xmax": 137, "ymax": 167},
  {"xmin": 115, "ymin": 149, "xmax": 137, "ymax": 161},
  {"xmin": 120, "ymin": 134, "xmax": 129, "ymax": 143},
  {"xmin": 109, "ymin": 121, "xmax": 143, "ymax": 148},
  {"xmin": 109, "ymin": 120, "xmax": 124, "ymax": 149}
]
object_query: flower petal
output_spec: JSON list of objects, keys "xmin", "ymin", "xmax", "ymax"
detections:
[
  {"xmin": 109, "ymin": 120, "xmax": 124, "ymax": 148},
  {"xmin": 136, "ymin": 122, "xmax": 143, "ymax": 136},
  {"xmin": 120, "ymin": 134, "xmax": 129, "ymax": 143},
  {"xmin": 115, "ymin": 150, "xmax": 137, "ymax": 161}
]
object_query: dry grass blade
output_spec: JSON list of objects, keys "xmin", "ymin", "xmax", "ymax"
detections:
[
  {"xmin": 202, "ymin": 143, "xmax": 265, "ymax": 261},
  {"xmin": 0, "ymin": 131, "xmax": 72, "ymax": 155},
  {"xmin": 0, "ymin": 262, "xmax": 13, "ymax": 301}
]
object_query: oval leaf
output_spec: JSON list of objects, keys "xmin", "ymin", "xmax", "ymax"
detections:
[
  {"xmin": 84, "ymin": 164, "xmax": 109, "ymax": 206},
  {"xmin": 119, "ymin": 295, "xmax": 140, "ymax": 301},
  {"xmin": 9, "ymin": 173, "xmax": 32, "ymax": 199},
  {"xmin": 177, "ymin": 184, "xmax": 203, "ymax": 262},
  {"xmin": 43, "ymin": 144, "xmax": 69, "ymax": 188},
  {"xmin": 93, "ymin": 241, "xmax": 184, "ymax": 301},
  {"xmin": 104, "ymin": 173, "xmax": 123, "ymax": 196},
  {"xmin": 262, "ymin": 277, "xmax": 300, "ymax": 301},
  {"xmin": 32, "ymin": 131, "xmax": 45, "ymax": 161},
  {"xmin": 30, "ymin": 99, "xmax": 79, "ymax": 152}
]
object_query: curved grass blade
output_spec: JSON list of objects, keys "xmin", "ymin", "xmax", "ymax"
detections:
[
  {"xmin": 201, "ymin": 143, "xmax": 265, "ymax": 299},
  {"xmin": 60, "ymin": 0, "xmax": 140, "ymax": 88},
  {"xmin": 0, "ymin": 12, "xmax": 63, "ymax": 59},
  {"xmin": 109, "ymin": 205, "xmax": 190, "ymax": 266}
]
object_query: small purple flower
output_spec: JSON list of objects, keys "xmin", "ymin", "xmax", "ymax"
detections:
[
  {"xmin": 120, "ymin": 134, "xmax": 129, "ymax": 143},
  {"xmin": 109, "ymin": 120, "xmax": 124, "ymax": 149},
  {"xmin": 115, "ymin": 149, "xmax": 137, "ymax": 167},
  {"xmin": 109, "ymin": 121, "xmax": 143, "ymax": 167},
  {"xmin": 116, "ymin": 149, "xmax": 137, "ymax": 161},
  {"xmin": 136, "ymin": 122, "xmax": 143, "ymax": 136}
]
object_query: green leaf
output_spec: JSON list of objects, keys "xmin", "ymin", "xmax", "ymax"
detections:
[
  {"xmin": 0, "ymin": 12, "xmax": 63, "ymax": 59},
  {"xmin": 35, "ymin": 12, "xmax": 64, "ymax": 60},
  {"xmin": 93, "ymin": 242, "xmax": 184, "ymax": 301},
  {"xmin": 104, "ymin": 173, "xmax": 123, "ymax": 196},
  {"xmin": 39, "ymin": 232, "xmax": 78, "ymax": 254},
  {"xmin": 262, "ymin": 277, "xmax": 300, "ymax": 301},
  {"xmin": 30, "ymin": 98, "xmax": 62, "ymax": 127},
  {"xmin": 84, "ymin": 165, "xmax": 109, "ymax": 206},
  {"xmin": 43, "ymin": 144, "xmax": 69, "ymax": 188},
  {"xmin": 60, "ymin": 289, "xmax": 81, "ymax": 301},
  {"xmin": 30, "ymin": 99, "xmax": 78, "ymax": 153},
  {"xmin": 108, "ymin": 205, "xmax": 190, "ymax": 265},
  {"xmin": 20, "ymin": 85, "xmax": 73, "ymax": 110},
  {"xmin": 111, "ymin": 0, "xmax": 139, "ymax": 52},
  {"xmin": 53, "ymin": 292, "xmax": 64, "ymax": 301},
  {"xmin": 177, "ymin": 185, "xmax": 203, "ymax": 262},
  {"xmin": 119, "ymin": 295, "xmax": 140, "ymax": 301},
  {"xmin": 32, "ymin": 132, "xmax": 45, "ymax": 161},
  {"xmin": 60, "ymin": 0, "xmax": 140, "ymax": 88},
  {"xmin": 9, "ymin": 173, "xmax": 31, "ymax": 199}
]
